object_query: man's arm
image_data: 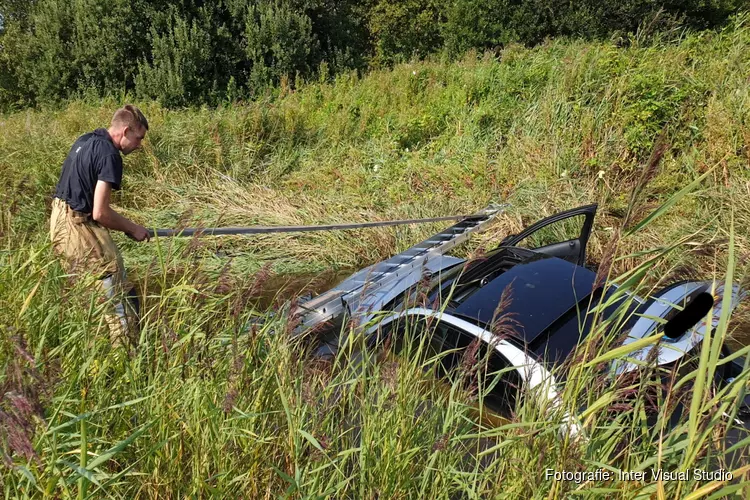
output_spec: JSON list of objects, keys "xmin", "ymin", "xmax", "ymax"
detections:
[{"xmin": 92, "ymin": 180, "xmax": 150, "ymax": 241}]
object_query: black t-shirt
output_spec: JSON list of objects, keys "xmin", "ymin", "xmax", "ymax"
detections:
[{"xmin": 54, "ymin": 128, "xmax": 123, "ymax": 214}]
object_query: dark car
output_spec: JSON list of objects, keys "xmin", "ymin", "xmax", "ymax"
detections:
[{"xmin": 293, "ymin": 204, "xmax": 750, "ymax": 436}]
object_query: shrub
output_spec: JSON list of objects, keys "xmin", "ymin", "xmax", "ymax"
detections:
[
  {"xmin": 135, "ymin": 7, "xmax": 215, "ymax": 107},
  {"xmin": 244, "ymin": 0, "xmax": 320, "ymax": 93},
  {"xmin": 368, "ymin": 0, "xmax": 443, "ymax": 66}
]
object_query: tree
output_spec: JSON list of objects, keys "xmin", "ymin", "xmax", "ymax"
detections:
[
  {"xmin": 70, "ymin": 0, "xmax": 151, "ymax": 96},
  {"xmin": 135, "ymin": 6, "xmax": 214, "ymax": 106},
  {"xmin": 368, "ymin": 0, "xmax": 443, "ymax": 66},
  {"xmin": 244, "ymin": 0, "xmax": 320, "ymax": 92}
]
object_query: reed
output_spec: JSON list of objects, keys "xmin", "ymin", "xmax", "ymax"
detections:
[{"xmin": 1, "ymin": 16, "xmax": 749, "ymax": 498}]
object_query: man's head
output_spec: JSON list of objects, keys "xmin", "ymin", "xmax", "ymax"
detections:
[{"xmin": 108, "ymin": 105, "xmax": 149, "ymax": 155}]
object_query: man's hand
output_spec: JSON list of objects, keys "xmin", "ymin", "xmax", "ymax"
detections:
[{"xmin": 127, "ymin": 224, "xmax": 151, "ymax": 242}]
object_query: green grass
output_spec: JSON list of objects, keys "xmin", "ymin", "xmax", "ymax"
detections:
[{"xmin": 1, "ymin": 14, "xmax": 750, "ymax": 498}]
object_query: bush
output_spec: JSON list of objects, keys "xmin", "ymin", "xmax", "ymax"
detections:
[
  {"xmin": 135, "ymin": 7, "xmax": 215, "ymax": 107},
  {"xmin": 0, "ymin": 0, "xmax": 151, "ymax": 106},
  {"xmin": 69, "ymin": 0, "xmax": 151, "ymax": 96},
  {"xmin": 440, "ymin": 0, "xmax": 745, "ymax": 57},
  {"xmin": 245, "ymin": 0, "xmax": 320, "ymax": 93},
  {"xmin": 0, "ymin": 0, "xmax": 746, "ymax": 109},
  {"xmin": 11, "ymin": 0, "xmax": 76, "ymax": 104},
  {"xmin": 368, "ymin": 0, "xmax": 443, "ymax": 66}
]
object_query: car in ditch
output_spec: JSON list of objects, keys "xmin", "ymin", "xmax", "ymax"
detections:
[{"xmin": 291, "ymin": 203, "xmax": 750, "ymax": 439}]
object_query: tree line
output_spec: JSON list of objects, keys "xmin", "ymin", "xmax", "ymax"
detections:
[{"xmin": 0, "ymin": 0, "xmax": 744, "ymax": 110}]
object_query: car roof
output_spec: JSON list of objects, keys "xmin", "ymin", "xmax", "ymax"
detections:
[{"xmin": 447, "ymin": 252, "xmax": 598, "ymax": 346}]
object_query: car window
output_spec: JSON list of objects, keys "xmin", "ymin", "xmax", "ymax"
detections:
[
  {"xmin": 514, "ymin": 214, "xmax": 586, "ymax": 249},
  {"xmin": 381, "ymin": 316, "xmax": 521, "ymax": 417}
]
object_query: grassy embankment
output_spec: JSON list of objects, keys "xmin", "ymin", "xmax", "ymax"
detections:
[{"xmin": 1, "ymin": 15, "xmax": 750, "ymax": 498}]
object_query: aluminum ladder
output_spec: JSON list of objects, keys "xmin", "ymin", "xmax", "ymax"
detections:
[{"xmin": 292, "ymin": 203, "xmax": 507, "ymax": 337}]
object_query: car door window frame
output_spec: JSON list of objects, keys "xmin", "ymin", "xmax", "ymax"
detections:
[{"xmin": 499, "ymin": 204, "xmax": 598, "ymax": 266}]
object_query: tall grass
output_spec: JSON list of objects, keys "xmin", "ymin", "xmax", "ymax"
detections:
[
  {"xmin": 1, "ymin": 14, "xmax": 750, "ymax": 498},
  {"xmin": 1, "ymin": 200, "xmax": 748, "ymax": 497}
]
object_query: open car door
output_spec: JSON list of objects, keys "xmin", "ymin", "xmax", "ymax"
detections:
[{"xmin": 498, "ymin": 204, "xmax": 597, "ymax": 266}]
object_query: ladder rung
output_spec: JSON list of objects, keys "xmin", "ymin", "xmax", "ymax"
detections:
[
  {"xmin": 387, "ymin": 255, "xmax": 417, "ymax": 264},
  {"xmin": 424, "ymin": 236, "xmax": 451, "ymax": 244},
  {"xmin": 398, "ymin": 248, "xmax": 427, "ymax": 255},
  {"xmin": 373, "ymin": 263, "xmax": 401, "ymax": 272},
  {"xmin": 292, "ymin": 203, "xmax": 507, "ymax": 337}
]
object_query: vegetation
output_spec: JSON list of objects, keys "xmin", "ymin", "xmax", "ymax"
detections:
[
  {"xmin": 1, "ymin": 15, "xmax": 750, "ymax": 498},
  {"xmin": 0, "ymin": 0, "xmax": 746, "ymax": 109}
]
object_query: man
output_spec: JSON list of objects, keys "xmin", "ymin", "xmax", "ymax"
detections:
[{"xmin": 50, "ymin": 105, "xmax": 151, "ymax": 344}]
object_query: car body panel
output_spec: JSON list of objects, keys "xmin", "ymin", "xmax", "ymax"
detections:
[
  {"xmin": 451, "ymin": 255, "xmax": 598, "ymax": 345},
  {"xmin": 613, "ymin": 281, "xmax": 748, "ymax": 374},
  {"xmin": 302, "ymin": 203, "xmax": 748, "ymax": 435},
  {"xmin": 366, "ymin": 308, "xmax": 582, "ymax": 436}
]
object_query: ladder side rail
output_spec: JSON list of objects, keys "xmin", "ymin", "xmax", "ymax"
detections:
[{"xmin": 293, "ymin": 204, "xmax": 507, "ymax": 334}]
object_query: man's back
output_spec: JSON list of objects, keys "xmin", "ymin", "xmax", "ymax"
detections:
[{"xmin": 55, "ymin": 128, "xmax": 123, "ymax": 214}]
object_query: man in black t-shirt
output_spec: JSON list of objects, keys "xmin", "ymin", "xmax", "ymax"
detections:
[{"xmin": 50, "ymin": 104, "xmax": 151, "ymax": 345}]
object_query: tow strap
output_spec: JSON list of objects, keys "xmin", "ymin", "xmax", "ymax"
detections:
[{"xmin": 150, "ymin": 213, "xmax": 480, "ymax": 238}]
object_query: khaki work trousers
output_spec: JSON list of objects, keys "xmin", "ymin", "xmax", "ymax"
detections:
[{"xmin": 50, "ymin": 198, "xmax": 137, "ymax": 345}]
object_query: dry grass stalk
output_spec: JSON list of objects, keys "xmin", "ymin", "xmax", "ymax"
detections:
[
  {"xmin": 593, "ymin": 227, "xmax": 621, "ymax": 291},
  {"xmin": 489, "ymin": 282, "xmax": 522, "ymax": 343},
  {"xmin": 623, "ymin": 134, "xmax": 670, "ymax": 229}
]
